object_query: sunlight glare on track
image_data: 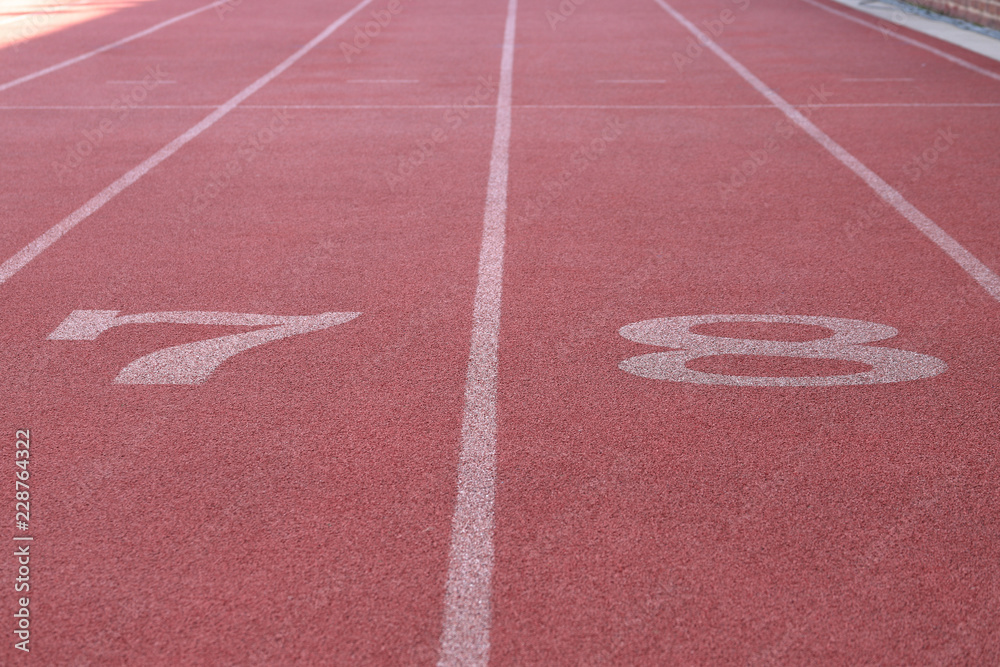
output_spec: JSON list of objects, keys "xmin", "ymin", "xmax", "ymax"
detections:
[
  {"xmin": 0, "ymin": 0, "xmax": 230, "ymax": 92},
  {"xmin": 0, "ymin": 0, "xmax": 160, "ymax": 51}
]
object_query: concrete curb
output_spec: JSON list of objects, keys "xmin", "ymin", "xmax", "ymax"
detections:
[{"xmin": 826, "ymin": 0, "xmax": 1000, "ymax": 63}]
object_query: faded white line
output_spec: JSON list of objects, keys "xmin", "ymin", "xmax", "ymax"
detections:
[
  {"xmin": 653, "ymin": 0, "xmax": 1000, "ymax": 300},
  {"xmin": 0, "ymin": 0, "xmax": 230, "ymax": 93},
  {"xmin": 0, "ymin": 13, "xmax": 32, "ymax": 26},
  {"xmin": 515, "ymin": 102, "xmax": 1000, "ymax": 108},
  {"xmin": 0, "ymin": 12, "xmax": 38, "ymax": 26},
  {"xmin": 800, "ymin": 101, "xmax": 1000, "ymax": 106},
  {"xmin": 0, "ymin": 0, "xmax": 376, "ymax": 286},
  {"xmin": 0, "ymin": 104, "xmax": 483, "ymax": 110},
  {"xmin": 518, "ymin": 103, "xmax": 773, "ymax": 108},
  {"xmin": 243, "ymin": 103, "xmax": 482, "ymax": 108},
  {"xmin": 802, "ymin": 0, "xmax": 1000, "ymax": 82},
  {"xmin": 2, "ymin": 102, "xmax": 1000, "ymax": 111},
  {"xmin": 0, "ymin": 105, "xmax": 218, "ymax": 109},
  {"xmin": 437, "ymin": 0, "xmax": 516, "ymax": 664}
]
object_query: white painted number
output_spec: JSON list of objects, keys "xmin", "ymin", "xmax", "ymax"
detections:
[
  {"xmin": 49, "ymin": 310, "xmax": 360, "ymax": 384},
  {"xmin": 618, "ymin": 314, "xmax": 946, "ymax": 386}
]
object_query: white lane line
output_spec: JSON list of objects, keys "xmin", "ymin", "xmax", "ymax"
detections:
[
  {"xmin": 0, "ymin": 0, "xmax": 230, "ymax": 93},
  {"xmin": 0, "ymin": 104, "xmax": 491, "ymax": 110},
  {"xmin": 653, "ymin": 0, "xmax": 1000, "ymax": 301},
  {"xmin": 0, "ymin": 14, "xmax": 31, "ymax": 26},
  {"xmin": 2, "ymin": 102, "xmax": 1000, "ymax": 111},
  {"xmin": 0, "ymin": 104, "xmax": 484, "ymax": 110},
  {"xmin": 0, "ymin": 105, "xmax": 218, "ymax": 109},
  {"xmin": 0, "ymin": 12, "xmax": 37, "ymax": 26},
  {"xmin": 800, "ymin": 101, "xmax": 1000, "ymax": 106},
  {"xmin": 437, "ymin": 0, "xmax": 516, "ymax": 664},
  {"xmin": 0, "ymin": 0, "xmax": 376, "ymax": 286},
  {"xmin": 514, "ymin": 102, "xmax": 1000, "ymax": 108},
  {"xmin": 801, "ymin": 0, "xmax": 1000, "ymax": 83},
  {"xmin": 515, "ymin": 102, "xmax": 1000, "ymax": 108},
  {"xmin": 596, "ymin": 79, "xmax": 668, "ymax": 83},
  {"xmin": 242, "ymin": 103, "xmax": 480, "ymax": 108},
  {"xmin": 346, "ymin": 78, "xmax": 419, "ymax": 83},
  {"xmin": 519, "ymin": 103, "xmax": 775, "ymax": 108},
  {"xmin": 841, "ymin": 77, "xmax": 915, "ymax": 81}
]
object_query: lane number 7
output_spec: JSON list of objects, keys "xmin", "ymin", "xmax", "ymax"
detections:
[{"xmin": 48, "ymin": 310, "xmax": 361, "ymax": 385}]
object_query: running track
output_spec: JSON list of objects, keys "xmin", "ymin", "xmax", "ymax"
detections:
[{"xmin": 1, "ymin": 0, "xmax": 999, "ymax": 663}]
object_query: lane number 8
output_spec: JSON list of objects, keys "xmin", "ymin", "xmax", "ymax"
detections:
[{"xmin": 618, "ymin": 314, "xmax": 946, "ymax": 386}]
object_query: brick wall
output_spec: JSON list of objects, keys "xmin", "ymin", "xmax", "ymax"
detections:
[{"xmin": 903, "ymin": 0, "xmax": 1000, "ymax": 30}]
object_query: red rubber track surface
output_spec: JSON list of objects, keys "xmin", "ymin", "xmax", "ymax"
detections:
[
  {"xmin": 495, "ymin": 0, "xmax": 1000, "ymax": 663},
  {"xmin": 1, "ymin": 0, "xmax": 998, "ymax": 663},
  {"xmin": 2, "ymin": 0, "xmax": 505, "ymax": 662}
]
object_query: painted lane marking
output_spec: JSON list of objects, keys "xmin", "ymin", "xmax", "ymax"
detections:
[
  {"xmin": 438, "ymin": 0, "xmax": 516, "ymax": 664},
  {"xmin": 49, "ymin": 310, "xmax": 360, "ymax": 384},
  {"xmin": 0, "ymin": 0, "xmax": 232, "ymax": 93},
  {"xmin": 0, "ymin": 0, "xmax": 376, "ymax": 287},
  {"xmin": 802, "ymin": 0, "xmax": 1000, "ymax": 83},
  {"xmin": 0, "ymin": 14, "xmax": 32, "ymax": 27},
  {"xmin": 653, "ymin": 0, "xmax": 1000, "ymax": 302},
  {"xmin": 0, "ymin": 104, "xmax": 485, "ymax": 109},
  {"xmin": 514, "ymin": 102, "xmax": 1000, "ymax": 108},
  {"xmin": 619, "ymin": 314, "xmax": 946, "ymax": 386},
  {"xmin": 3, "ymin": 102, "xmax": 1000, "ymax": 110}
]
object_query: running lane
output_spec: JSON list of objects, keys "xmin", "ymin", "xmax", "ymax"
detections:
[
  {"xmin": 0, "ymin": 0, "xmax": 387, "ymax": 263},
  {"xmin": 0, "ymin": 0, "xmax": 509, "ymax": 662},
  {"xmin": 491, "ymin": 0, "xmax": 1000, "ymax": 663},
  {"xmin": 661, "ymin": 0, "xmax": 1000, "ymax": 295}
]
